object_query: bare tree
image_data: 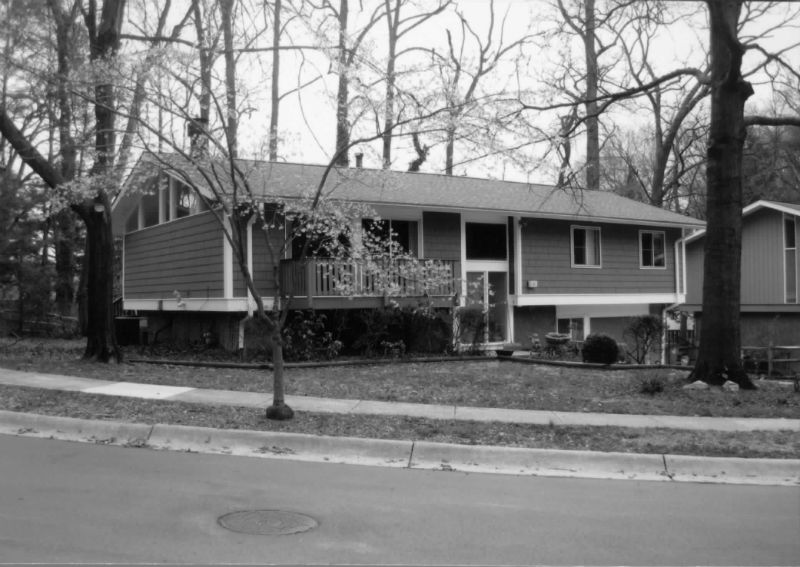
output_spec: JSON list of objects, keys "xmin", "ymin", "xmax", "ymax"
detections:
[
  {"xmin": 380, "ymin": 0, "xmax": 450, "ymax": 169},
  {"xmin": 434, "ymin": 1, "xmax": 534, "ymax": 175},
  {"xmin": 1, "ymin": 0, "xmax": 128, "ymax": 361},
  {"xmin": 694, "ymin": 0, "xmax": 800, "ymax": 388}
]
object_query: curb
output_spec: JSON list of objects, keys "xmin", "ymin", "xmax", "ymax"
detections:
[
  {"xmin": 1, "ymin": 411, "xmax": 798, "ymax": 486},
  {"xmin": 0, "ymin": 410, "xmax": 152, "ymax": 446},
  {"xmin": 147, "ymin": 423, "xmax": 413, "ymax": 468}
]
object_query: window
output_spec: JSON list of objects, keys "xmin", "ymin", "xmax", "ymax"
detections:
[
  {"xmin": 291, "ymin": 217, "xmax": 351, "ymax": 258},
  {"xmin": 176, "ymin": 185, "xmax": 196, "ymax": 218},
  {"xmin": 558, "ymin": 317, "xmax": 585, "ymax": 341},
  {"xmin": 786, "ymin": 216, "xmax": 797, "ymax": 304},
  {"xmin": 362, "ymin": 219, "xmax": 418, "ymax": 256},
  {"xmin": 571, "ymin": 226, "xmax": 601, "ymax": 267},
  {"xmin": 640, "ymin": 231, "xmax": 666, "ymax": 268},
  {"xmin": 466, "ymin": 222, "xmax": 507, "ymax": 260}
]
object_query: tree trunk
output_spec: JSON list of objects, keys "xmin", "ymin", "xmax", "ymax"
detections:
[
  {"xmin": 265, "ymin": 326, "xmax": 294, "ymax": 420},
  {"xmin": 445, "ymin": 124, "xmax": 455, "ymax": 175},
  {"xmin": 382, "ymin": 0, "xmax": 399, "ymax": 169},
  {"xmin": 76, "ymin": 193, "xmax": 120, "ymax": 362},
  {"xmin": 221, "ymin": 0, "xmax": 238, "ymax": 157},
  {"xmin": 81, "ymin": 0, "xmax": 126, "ymax": 362},
  {"xmin": 333, "ymin": 0, "xmax": 349, "ymax": 166},
  {"xmin": 583, "ymin": 0, "xmax": 600, "ymax": 191},
  {"xmin": 692, "ymin": 0, "xmax": 755, "ymax": 389},
  {"xmin": 268, "ymin": 0, "xmax": 281, "ymax": 161}
]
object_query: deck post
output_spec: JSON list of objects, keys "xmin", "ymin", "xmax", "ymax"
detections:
[{"xmin": 305, "ymin": 260, "xmax": 315, "ymax": 309}]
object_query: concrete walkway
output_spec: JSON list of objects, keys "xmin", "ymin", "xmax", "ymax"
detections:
[{"xmin": 1, "ymin": 367, "xmax": 798, "ymax": 432}]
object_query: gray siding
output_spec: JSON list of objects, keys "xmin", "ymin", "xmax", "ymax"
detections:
[
  {"xmin": 741, "ymin": 209, "xmax": 784, "ymax": 304},
  {"xmin": 423, "ymin": 211, "xmax": 461, "ymax": 260},
  {"xmin": 124, "ymin": 211, "xmax": 224, "ymax": 299},
  {"xmin": 519, "ymin": 219, "xmax": 680, "ymax": 294},
  {"xmin": 686, "ymin": 208, "xmax": 788, "ymax": 307}
]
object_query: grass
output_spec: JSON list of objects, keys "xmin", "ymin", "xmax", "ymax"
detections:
[
  {"xmin": 2, "ymin": 339, "xmax": 798, "ymax": 419},
  {"xmin": 1, "ymin": 383, "xmax": 798, "ymax": 459},
  {"xmin": 1, "ymin": 338, "xmax": 799, "ymax": 459}
]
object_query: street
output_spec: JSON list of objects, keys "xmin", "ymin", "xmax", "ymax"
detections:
[{"xmin": 0, "ymin": 434, "xmax": 797, "ymax": 565}]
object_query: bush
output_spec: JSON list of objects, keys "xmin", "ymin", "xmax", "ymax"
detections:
[
  {"xmin": 624, "ymin": 314, "xmax": 664, "ymax": 364},
  {"xmin": 281, "ymin": 311, "xmax": 342, "ymax": 362},
  {"xmin": 343, "ymin": 303, "xmax": 451, "ymax": 357},
  {"xmin": 582, "ymin": 333, "xmax": 619, "ymax": 365},
  {"xmin": 455, "ymin": 304, "xmax": 486, "ymax": 353},
  {"xmin": 639, "ymin": 374, "xmax": 665, "ymax": 395}
]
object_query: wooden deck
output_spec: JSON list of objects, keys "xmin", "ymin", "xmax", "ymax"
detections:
[{"xmin": 279, "ymin": 258, "xmax": 460, "ymax": 310}]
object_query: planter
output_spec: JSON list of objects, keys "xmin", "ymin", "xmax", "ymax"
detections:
[{"xmin": 544, "ymin": 332, "xmax": 571, "ymax": 347}]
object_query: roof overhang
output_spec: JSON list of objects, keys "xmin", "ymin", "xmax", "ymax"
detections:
[{"xmin": 684, "ymin": 200, "xmax": 800, "ymax": 244}]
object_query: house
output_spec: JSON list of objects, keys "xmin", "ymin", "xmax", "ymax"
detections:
[
  {"xmin": 111, "ymin": 153, "xmax": 705, "ymax": 351},
  {"xmin": 682, "ymin": 200, "xmax": 800, "ymax": 346}
]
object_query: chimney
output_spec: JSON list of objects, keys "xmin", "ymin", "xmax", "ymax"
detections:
[
  {"xmin": 354, "ymin": 152, "xmax": 363, "ymax": 169},
  {"xmin": 187, "ymin": 116, "xmax": 209, "ymax": 158}
]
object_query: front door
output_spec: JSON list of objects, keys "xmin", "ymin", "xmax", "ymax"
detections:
[{"xmin": 465, "ymin": 271, "xmax": 508, "ymax": 343}]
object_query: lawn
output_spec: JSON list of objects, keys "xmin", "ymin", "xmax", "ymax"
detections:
[{"xmin": 1, "ymin": 338, "xmax": 798, "ymax": 419}]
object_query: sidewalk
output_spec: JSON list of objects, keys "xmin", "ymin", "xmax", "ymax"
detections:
[
  {"xmin": 1, "ymin": 367, "xmax": 798, "ymax": 432},
  {"xmin": 1, "ymin": 367, "xmax": 799, "ymax": 486}
]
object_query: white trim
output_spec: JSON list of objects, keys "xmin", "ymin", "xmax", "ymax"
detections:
[
  {"xmin": 570, "ymin": 225, "xmax": 602, "ymax": 268},
  {"xmin": 223, "ymin": 218, "xmax": 233, "ymax": 298},
  {"xmin": 137, "ymin": 203, "xmax": 145, "ymax": 230},
  {"xmin": 744, "ymin": 200, "xmax": 800, "ymax": 219},
  {"xmin": 463, "ymin": 218, "xmax": 510, "ymax": 262},
  {"xmin": 515, "ymin": 293, "xmax": 683, "ymax": 306},
  {"xmin": 682, "ymin": 231, "xmax": 688, "ymax": 295},
  {"xmin": 158, "ymin": 183, "xmax": 166, "ymax": 224},
  {"xmin": 674, "ymin": 233, "xmax": 681, "ymax": 295},
  {"xmin": 123, "ymin": 298, "xmax": 273, "ymax": 312},
  {"xmin": 685, "ymin": 200, "xmax": 800, "ymax": 245},
  {"xmin": 514, "ymin": 216, "xmax": 523, "ymax": 299},
  {"xmin": 556, "ymin": 303, "xmax": 649, "ymax": 319},
  {"xmin": 168, "ymin": 177, "xmax": 177, "ymax": 221},
  {"xmin": 369, "ymin": 204, "xmax": 423, "ymax": 221},
  {"xmin": 382, "ymin": 202, "xmax": 703, "ymax": 229},
  {"xmin": 121, "ymin": 236, "xmax": 126, "ymax": 300},
  {"xmin": 639, "ymin": 229, "xmax": 667, "ymax": 270}
]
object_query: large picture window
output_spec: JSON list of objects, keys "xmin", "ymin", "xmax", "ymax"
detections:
[
  {"xmin": 571, "ymin": 226, "xmax": 601, "ymax": 267},
  {"xmin": 465, "ymin": 222, "xmax": 507, "ymax": 260},
  {"xmin": 640, "ymin": 230, "xmax": 666, "ymax": 268}
]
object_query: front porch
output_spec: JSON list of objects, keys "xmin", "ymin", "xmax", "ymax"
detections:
[{"xmin": 278, "ymin": 258, "xmax": 460, "ymax": 310}]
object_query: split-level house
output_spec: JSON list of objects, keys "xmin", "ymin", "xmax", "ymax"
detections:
[
  {"xmin": 682, "ymin": 200, "xmax": 800, "ymax": 346},
  {"xmin": 111, "ymin": 154, "xmax": 705, "ymax": 351}
]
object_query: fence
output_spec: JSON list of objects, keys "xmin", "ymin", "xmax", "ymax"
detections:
[{"xmin": 740, "ymin": 345, "xmax": 800, "ymax": 379}]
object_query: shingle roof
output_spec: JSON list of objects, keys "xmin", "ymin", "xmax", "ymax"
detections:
[{"xmin": 119, "ymin": 153, "xmax": 705, "ymax": 229}]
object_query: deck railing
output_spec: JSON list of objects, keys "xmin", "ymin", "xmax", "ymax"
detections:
[{"xmin": 279, "ymin": 257, "xmax": 459, "ymax": 300}]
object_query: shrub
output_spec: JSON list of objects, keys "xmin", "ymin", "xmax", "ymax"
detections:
[
  {"xmin": 345, "ymin": 303, "xmax": 451, "ymax": 357},
  {"xmin": 282, "ymin": 311, "xmax": 342, "ymax": 362},
  {"xmin": 455, "ymin": 304, "xmax": 486, "ymax": 354},
  {"xmin": 582, "ymin": 333, "xmax": 619, "ymax": 365},
  {"xmin": 624, "ymin": 314, "xmax": 664, "ymax": 364},
  {"xmin": 639, "ymin": 375, "xmax": 665, "ymax": 395}
]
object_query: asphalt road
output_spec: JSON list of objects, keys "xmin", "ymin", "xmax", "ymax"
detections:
[{"xmin": 0, "ymin": 434, "xmax": 797, "ymax": 565}]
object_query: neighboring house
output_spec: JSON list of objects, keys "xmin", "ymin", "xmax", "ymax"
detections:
[
  {"xmin": 682, "ymin": 200, "xmax": 800, "ymax": 346},
  {"xmin": 111, "ymin": 153, "xmax": 704, "ymax": 350}
]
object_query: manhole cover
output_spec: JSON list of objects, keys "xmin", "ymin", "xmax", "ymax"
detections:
[{"xmin": 218, "ymin": 510, "xmax": 318, "ymax": 535}]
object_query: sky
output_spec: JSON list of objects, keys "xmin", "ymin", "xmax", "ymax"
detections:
[{"xmin": 131, "ymin": 0, "xmax": 800, "ymax": 186}]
